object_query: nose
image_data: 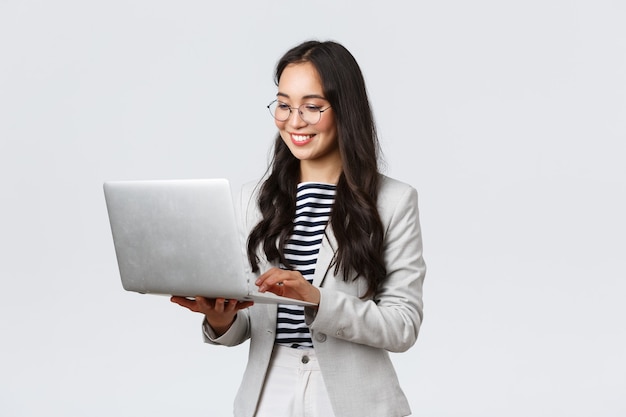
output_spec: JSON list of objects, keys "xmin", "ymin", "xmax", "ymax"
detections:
[{"xmin": 287, "ymin": 108, "xmax": 308, "ymax": 128}]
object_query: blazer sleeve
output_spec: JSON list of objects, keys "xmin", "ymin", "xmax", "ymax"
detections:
[
  {"xmin": 202, "ymin": 310, "xmax": 251, "ymax": 346},
  {"xmin": 305, "ymin": 181, "xmax": 426, "ymax": 353}
]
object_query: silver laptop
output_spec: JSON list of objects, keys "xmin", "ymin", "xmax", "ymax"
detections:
[{"xmin": 103, "ymin": 178, "xmax": 316, "ymax": 306}]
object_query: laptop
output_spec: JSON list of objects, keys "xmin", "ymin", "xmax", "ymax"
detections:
[{"xmin": 103, "ymin": 178, "xmax": 316, "ymax": 307}]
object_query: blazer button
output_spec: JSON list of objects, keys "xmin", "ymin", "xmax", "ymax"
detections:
[
  {"xmin": 315, "ymin": 333, "xmax": 327, "ymax": 343},
  {"xmin": 301, "ymin": 355, "xmax": 310, "ymax": 364}
]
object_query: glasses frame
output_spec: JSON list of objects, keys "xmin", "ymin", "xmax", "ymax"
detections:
[{"xmin": 267, "ymin": 99, "xmax": 332, "ymax": 125}]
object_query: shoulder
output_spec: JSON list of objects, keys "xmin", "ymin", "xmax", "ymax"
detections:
[
  {"xmin": 378, "ymin": 174, "xmax": 416, "ymax": 198},
  {"xmin": 376, "ymin": 174, "xmax": 419, "ymax": 223},
  {"xmin": 378, "ymin": 174, "xmax": 418, "ymax": 207}
]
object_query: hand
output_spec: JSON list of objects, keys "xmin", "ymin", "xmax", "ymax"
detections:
[
  {"xmin": 255, "ymin": 267, "xmax": 320, "ymax": 305},
  {"xmin": 170, "ymin": 296, "xmax": 253, "ymax": 336}
]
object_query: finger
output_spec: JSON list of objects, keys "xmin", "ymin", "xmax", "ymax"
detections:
[
  {"xmin": 261, "ymin": 271, "xmax": 302, "ymax": 292},
  {"xmin": 260, "ymin": 281, "xmax": 289, "ymax": 296},
  {"xmin": 195, "ymin": 296, "xmax": 214, "ymax": 310},
  {"xmin": 255, "ymin": 272, "xmax": 271, "ymax": 287},
  {"xmin": 213, "ymin": 298, "xmax": 228, "ymax": 312},
  {"xmin": 255, "ymin": 267, "xmax": 284, "ymax": 286},
  {"xmin": 258, "ymin": 280, "xmax": 280, "ymax": 293},
  {"xmin": 170, "ymin": 296, "xmax": 199, "ymax": 310},
  {"xmin": 257, "ymin": 270, "xmax": 290, "ymax": 290},
  {"xmin": 223, "ymin": 299, "xmax": 238, "ymax": 312},
  {"xmin": 237, "ymin": 301, "xmax": 254, "ymax": 310}
]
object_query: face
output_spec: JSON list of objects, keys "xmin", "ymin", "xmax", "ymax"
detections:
[{"xmin": 274, "ymin": 62, "xmax": 341, "ymax": 182}]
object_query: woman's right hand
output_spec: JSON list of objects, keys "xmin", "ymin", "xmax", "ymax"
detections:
[{"xmin": 170, "ymin": 296, "xmax": 253, "ymax": 336}]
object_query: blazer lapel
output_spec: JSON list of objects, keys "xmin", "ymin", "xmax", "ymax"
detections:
[{"xmin": 311, "ymin": 227, "xmax": 338, "ymax": 288}]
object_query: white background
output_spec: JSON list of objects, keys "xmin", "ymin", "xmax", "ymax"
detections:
[{"xmin": 1, "ymin": 1, "xmax": 625, "ymax": 416}]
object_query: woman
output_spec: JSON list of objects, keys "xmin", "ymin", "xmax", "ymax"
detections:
[{"xmin": 172, "ymin": 40, "xmax": 426, "ymax": 417}]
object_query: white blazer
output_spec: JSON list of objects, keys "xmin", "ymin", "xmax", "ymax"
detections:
[{"xmin": 203, "ymin": 175, "xmax": 426, "ymax": 417}]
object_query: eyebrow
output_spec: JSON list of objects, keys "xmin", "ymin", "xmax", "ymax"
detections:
[{"xmin": 276, "ymin": 92, "xmax": 327, "ymax": 101}]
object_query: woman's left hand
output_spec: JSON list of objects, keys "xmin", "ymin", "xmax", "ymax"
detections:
[{"xmin": 256, "ymin": 267, "xmax": 320, "ymax": 305}]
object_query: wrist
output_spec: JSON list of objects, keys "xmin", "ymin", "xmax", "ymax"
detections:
[
  {"xmin": 310, "ymin": 287, "xmax": 321, "ymax": 306},
  {"xmin": 207, "ymin": 314, "xmax": 236, "ymax": 337}
]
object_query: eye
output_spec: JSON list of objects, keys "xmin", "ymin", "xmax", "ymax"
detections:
[
  {"xmin": 277, "ymin": 102, "xmax": 291, "ymax": 110},
  {"xmin": 302, "ymin": 104, "xmax": 322, "ymax": 113}
]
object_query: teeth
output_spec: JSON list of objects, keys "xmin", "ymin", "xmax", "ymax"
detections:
[{"xmin": 293, "ymin": 134, "xmax": 313, "ymax": 142}]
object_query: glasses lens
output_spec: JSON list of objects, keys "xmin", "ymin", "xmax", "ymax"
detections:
[
  {"xmin": 268, "ymin": 101, "xmax": 324, "ymax": 124},
  {"xmin": 268, "ymin": 101, "xmax": 290, "ymax": 121},
  {"xmin": 299, "ymin": 104, "xmax": 322, "ymax": 125}
]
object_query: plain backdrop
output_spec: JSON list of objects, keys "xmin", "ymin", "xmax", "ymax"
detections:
[{"xmin": 1, "ymin": 1, "xmax": 625, "ymax": 416}]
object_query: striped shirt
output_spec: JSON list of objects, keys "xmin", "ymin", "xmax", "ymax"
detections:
[{"xmin": 275, "ymin": 182, "xmax": 336, "ymax": 349}]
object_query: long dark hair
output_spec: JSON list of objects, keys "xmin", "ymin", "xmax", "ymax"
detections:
[{"xmin": 247, "ymin": 40, "xmax": 386, "ymax": 297}]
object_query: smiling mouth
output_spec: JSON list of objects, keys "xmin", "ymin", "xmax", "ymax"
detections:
[
  {"xmin": 292, "ymin": 134, "xmax": 314, "ymax": 142},
  {"xmin": 291, "ymin": 133, "xmax": 315, "ymax": 143}
]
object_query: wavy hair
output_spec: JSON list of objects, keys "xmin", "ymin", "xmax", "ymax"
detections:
[{"xmin": 247, "ymin": 40, "xmax": 386, "ymax": 297}]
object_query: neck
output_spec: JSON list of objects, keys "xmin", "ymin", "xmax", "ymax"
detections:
[{"xmin": 299, "ymin": 160, "xmax": 342, "ymax": 184}]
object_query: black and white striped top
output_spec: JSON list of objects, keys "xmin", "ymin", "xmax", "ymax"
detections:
[{"xmin": 275, "ymin": 182, "xmax": 336, "ymax": 349}]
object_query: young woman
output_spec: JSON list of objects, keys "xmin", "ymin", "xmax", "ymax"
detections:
[{"xmin": 172, "ymin": 40, "xmax": 426, "ymax": 417}]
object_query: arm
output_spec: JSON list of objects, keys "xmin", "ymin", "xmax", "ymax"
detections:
[
  {"xmin": 305, "ymin": 184, "xmax": 426, "ymax": 352},
  {"xmin": 201, "ymin": 305, "xmax": 252, "ymax": 346},
  {"xmin": 170, "ymin": 296, "xmax": 253, "ymax": 345}
]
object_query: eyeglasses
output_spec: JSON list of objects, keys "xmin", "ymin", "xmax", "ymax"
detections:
[{"xmin": 267, "ymin": 99, "xmax": 332, "ymax": 125}]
